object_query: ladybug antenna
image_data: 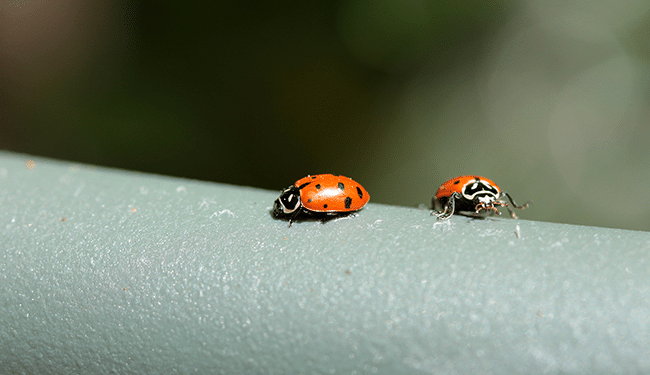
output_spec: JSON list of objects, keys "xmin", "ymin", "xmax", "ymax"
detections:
[
  {"xmin": 434, "ymin": 192, "xmax": 461, "ymax": 220},
  {"xmin": 500, "ymin": 192, "xmax": 531, "ymax": 219}
]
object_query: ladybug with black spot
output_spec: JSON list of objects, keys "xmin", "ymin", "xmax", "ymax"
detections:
[
  {"xmin": 432, "ymin": 175, "xmax": 530, "ymax": 220},
  {"xmin": 273, "ymin": 174, "xmax": 370, "ymax": 226}
]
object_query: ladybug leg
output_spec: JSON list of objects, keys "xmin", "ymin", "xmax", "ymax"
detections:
[
  {"xmin": 287, "ymin": 210, "xmax": 302, "ymax": 228},
  {"xmin": 435, "ymin": 192, "xmax": 460, "ymax": 220},
  {"xmin": 499, "ymin": 192, "xmax": 531, "ymax": 219},
  {"xmin": 474, "ymin": 202, "xmax": 501, "ymax": 216},
  {"xmin": 320, "ymin": 216, "xmax": 335, "ymax": 224}
]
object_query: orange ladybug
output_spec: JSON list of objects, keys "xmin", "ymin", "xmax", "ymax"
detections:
[
  {"xmin": 433, "ymin": 175, "xmax": 530, "ymax": 220},
  {"xmin": 273, "ymin": 174, "xmax": 370, "ymax": 226}
]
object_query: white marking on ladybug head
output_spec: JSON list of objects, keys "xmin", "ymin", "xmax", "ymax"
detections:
[
  {"xmin": 462, "ymin": 179, "xmax": 500, "ymax": 200},
  {"xmin": 477, "ymin": 195, "xmax": 495, "ymax": 205}
]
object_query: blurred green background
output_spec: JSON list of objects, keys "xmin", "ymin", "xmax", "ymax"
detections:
[{"xmin": 2, "ymin": 0, "xmax": 650, "ymax": 231}]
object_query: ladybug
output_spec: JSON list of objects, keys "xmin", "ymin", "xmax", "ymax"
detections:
[
  {"xmin": 432, "ymin": 175, "xmax": 530, "ymax": 220},
  {"xmin": 273, "ymin": 174, "xmax": 370, "ymax": 226}
]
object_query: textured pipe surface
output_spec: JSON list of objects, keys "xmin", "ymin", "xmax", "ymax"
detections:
[{"xmin": 1, "ymin": 151, "xmax": 649, "ymax": 374}]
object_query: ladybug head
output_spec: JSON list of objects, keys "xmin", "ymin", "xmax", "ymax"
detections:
[
  {"xmin": 273, "ymin": 186, "xmax": 302, "ymax": 216},
  {"xmin": 461, "ymin": 179, "xmax": 501, "ymax": 215}
]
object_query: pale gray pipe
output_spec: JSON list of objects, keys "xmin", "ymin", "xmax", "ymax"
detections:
[{"xmin": 1, "ymin": 151, "xmax": 649, "ymax": 374}]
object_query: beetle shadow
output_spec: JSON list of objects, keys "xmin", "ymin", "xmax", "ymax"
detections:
[{"xmin": 269, "ymin": 209, "xmax": 355, "ymax": 227}]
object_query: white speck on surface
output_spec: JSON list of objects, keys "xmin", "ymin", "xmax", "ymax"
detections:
[
  {"xmin": 367, "ymin": 219, "xmax": 383, "ymax": 229},
  {"xmin": 478, "ymin": 229, "xmax": 503, "ymax": 237},
  {"xmin": 199, "ymin": 198, "xmax": 217, "ymax": 210},
  {"xmin": 211, "ymin": 209, "xmax": 235, "ymax": 218},
  {"xmin": 432, "ymin": 220, "xmax": 451, "ymax": 230},
  {"xmin": 73, "ymin": 182, "xmax": 85, "ymax": 197}
]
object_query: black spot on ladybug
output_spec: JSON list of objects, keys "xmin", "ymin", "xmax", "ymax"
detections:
[
  {"xmin": 454, "ymin": 180, "xmax": 460, "ymax": 185},
  {"xmin": 315, "ymin": 184, "xmax": 321, "ymax": 190},
  {"xmin": 338, "ymin": 182, "xmax": 345, "ymax": 190},
  {"xmin": 298, "ymin": 182, "xmax": 311, "ymax": 189},
  {"xmin": 323, "ymin": 203, "xmax": 328, "ymax": 209},
  {"xmin": 311, "ymin": 176, "xmax": 317, "ymax": 179},
  {"xmin": 308, "ymin": 198, "xmax": 313, "ymax": 203},
  {"xmin": 356, "ymin": 187, "xmax": 363, "ymax": 199},
  {"xmin": 345, "ymin": 197, "xmax": 352, "ymax": 209}
]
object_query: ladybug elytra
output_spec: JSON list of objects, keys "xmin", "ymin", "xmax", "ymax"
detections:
[
  {"xmin": 273, "ymin": 174, "xmax": 370, "ymax": 226},
  {"xmin": 433, "ymin": 175, "xmax": 530, "ymax": 220}
]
